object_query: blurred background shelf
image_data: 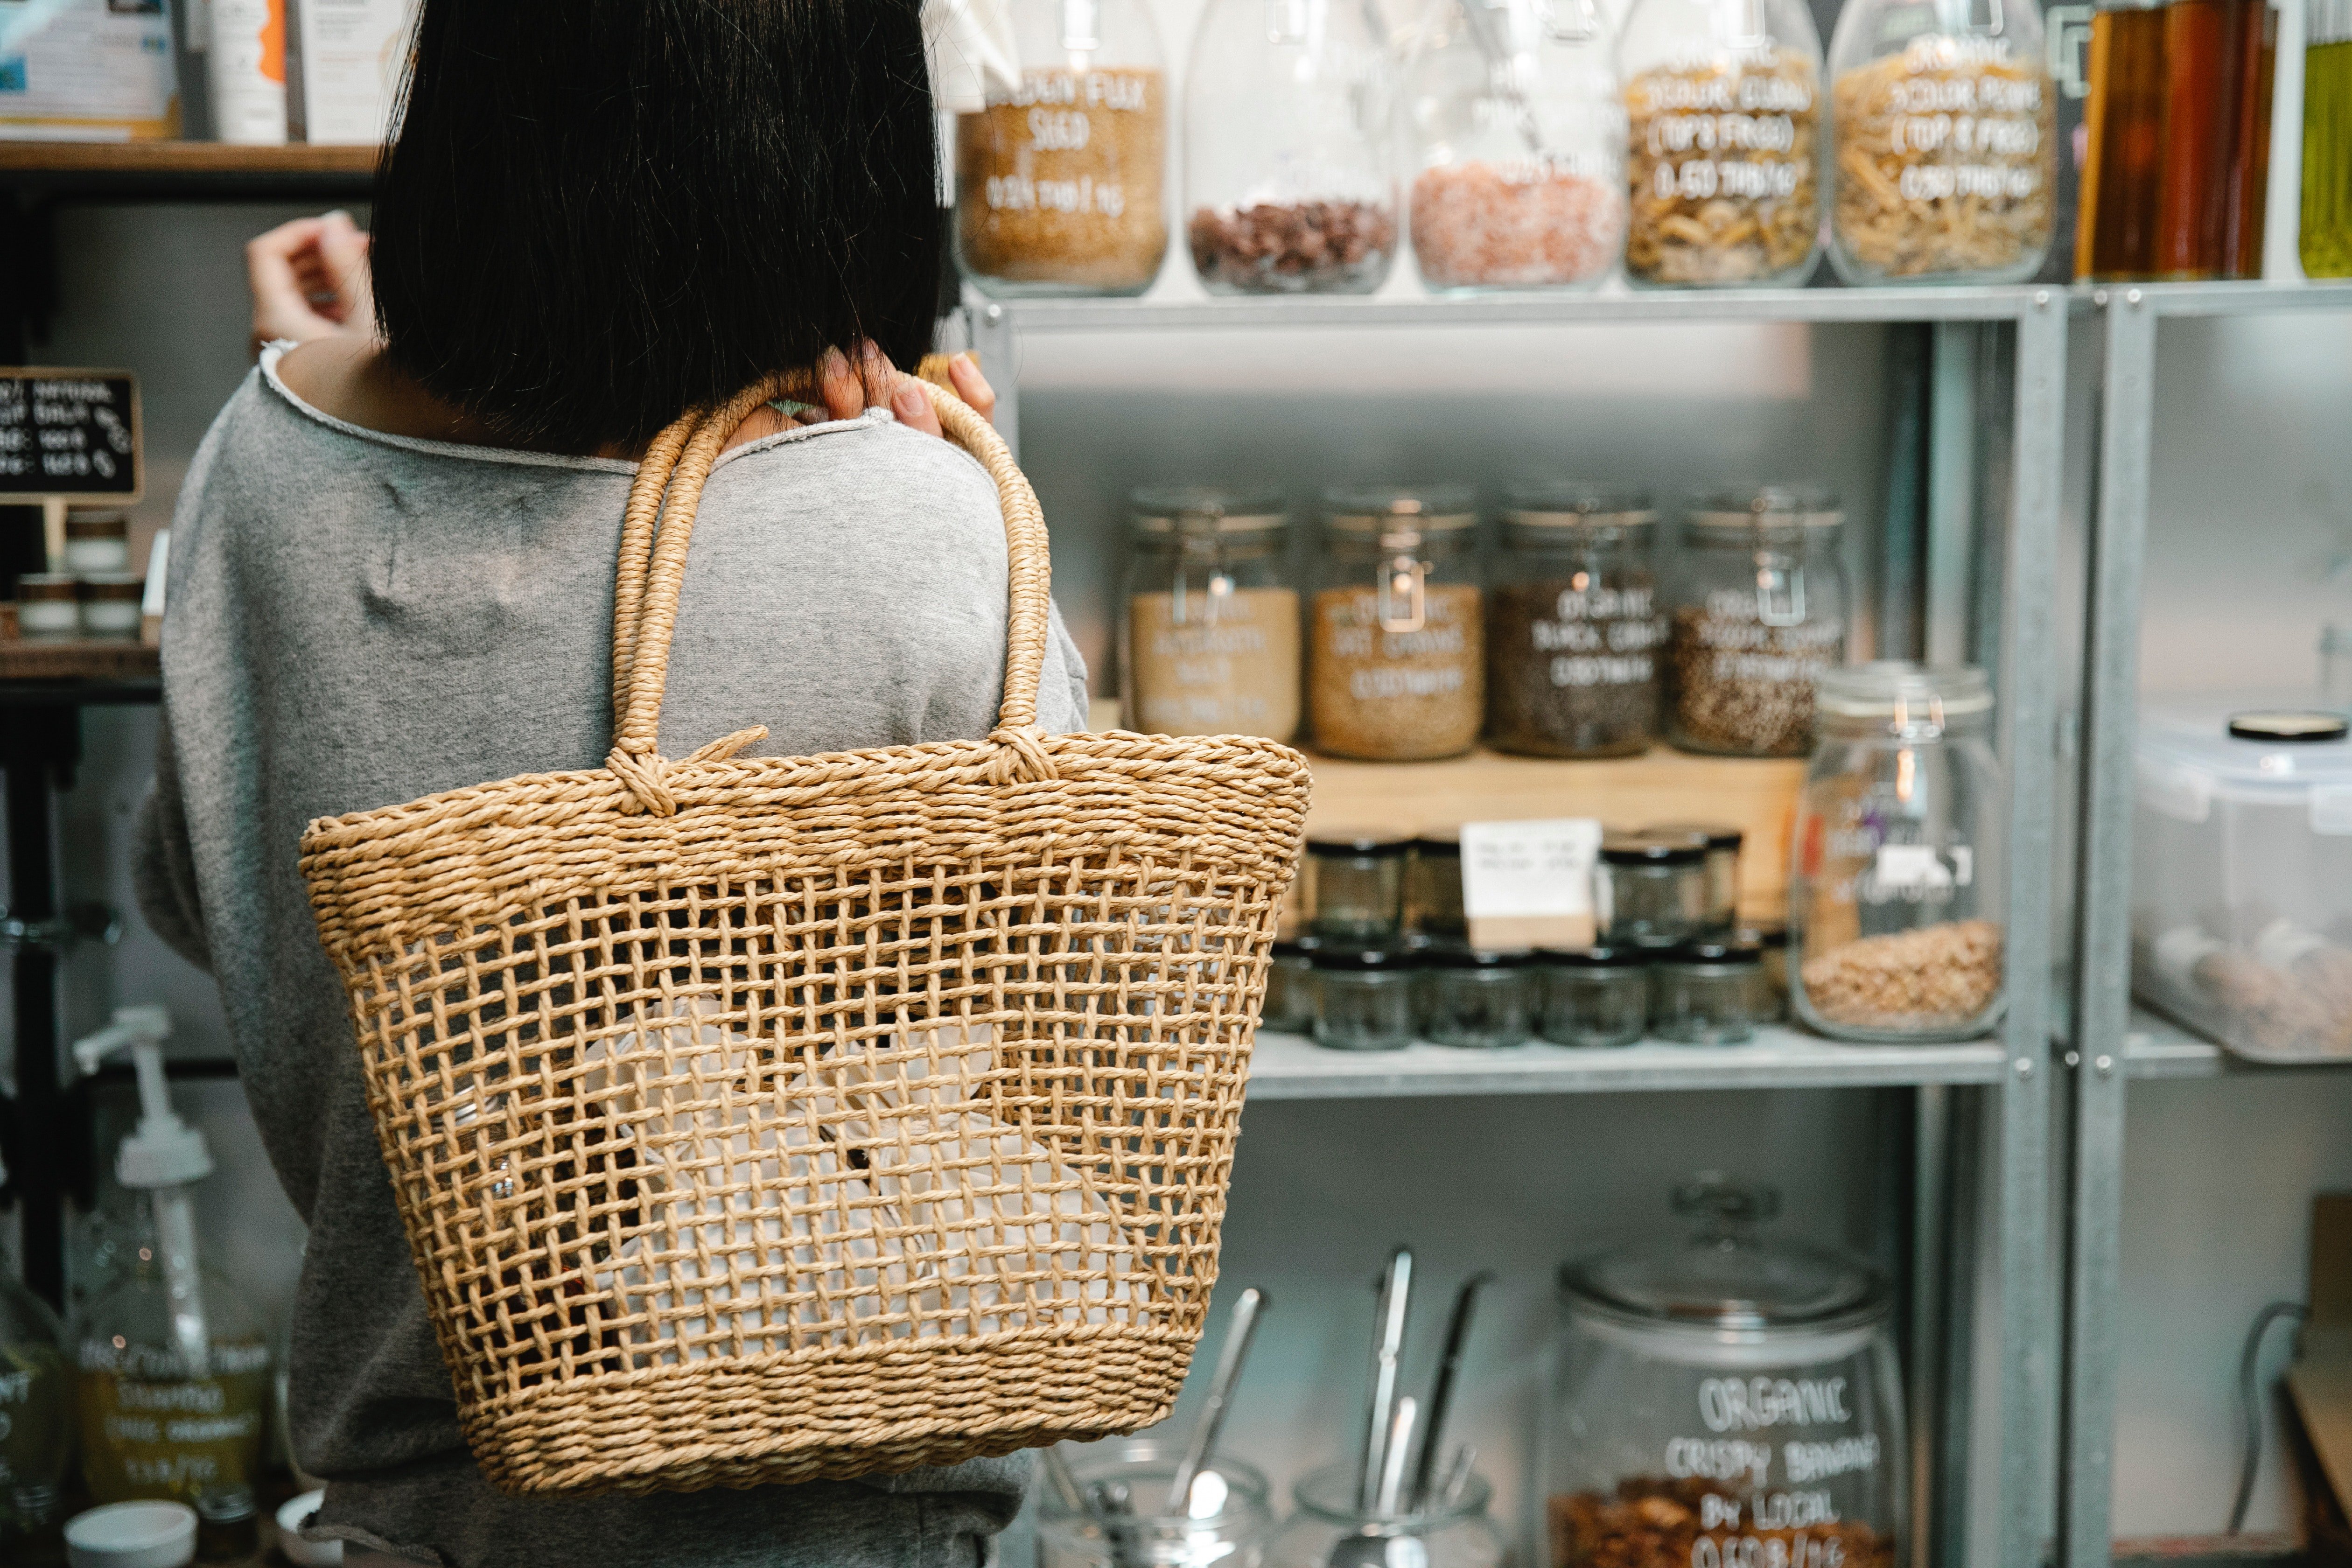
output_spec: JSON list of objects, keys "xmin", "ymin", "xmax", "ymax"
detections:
[
  {"xmin": 2121, "ymin": 1005, "xmax": 2352, "ymax": 1080},
  {"xmin": 0, "ymin": 140, "xmax": 378, "ymax": 200}
]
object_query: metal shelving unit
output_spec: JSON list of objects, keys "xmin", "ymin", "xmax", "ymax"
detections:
[
  {"xmin": 973, "ymin": 281, "xmax": 2069, "ymax": 1568},
  {"xmin": 2061, "ymin": 279, "xmax": 2352, "ymax": 1568}
]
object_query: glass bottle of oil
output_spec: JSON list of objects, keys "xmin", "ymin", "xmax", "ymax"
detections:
[
  {"xmin": 0, "ymin": 1239, "xmax": 72, "ymax": 1553},
  {"xmin": 2306, "ymin": 0, "xmax": 2352, "ymax": 277},
  {"xmin": 2076, "ymin": 0, "xmax": 2168, "ymax": 279}
]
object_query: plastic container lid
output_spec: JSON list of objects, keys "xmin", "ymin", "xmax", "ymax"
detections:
[
  {"xmin": 1815, "ymin": 661, "xmax": 1994, "ymax": 725},
  {"xmin": 276, "ymin": 1491, "xmax": 344, "ymax": 1567},
  {"xmin": 1558, "ymin": 1176, "xmax": 1889, "ymax": 1333},
  {"xmin": 1321, "ymin": 483, "xmax": 1478, "ymax": 532},
  {"xmin": 1128, "ymin": 485, "xmax": 1288, "ymax": 536},
  {"xmin": 1307, "ymin": 833, "xmax": 1414, "ymax": 858},
  {"xmin": 64, "ymin": 1501, "xmax": 198, "ymax": 1568},
  {"xmin": 2228, "ymin": 710, "xmax": 2350, "ymax": 742},
  {"xmin": 2135, "ymin": 693, "xmax": 2352, "ymax": 819},
  {"xmin": 1685, "ymin": 484, "xmax": 1844, "ymax": 532},
  {"xmin": 1500, "ymin": 479, "xmax": 1658, "ymax": 532},
  {"xmin": 1600, "ymin": 829, "xmax": 1707, "ymax": 867}
]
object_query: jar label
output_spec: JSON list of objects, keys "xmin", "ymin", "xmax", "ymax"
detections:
[
  {"xmin": 1127, "ymin": 587, "xmax": 1301, "ymax": 741},
  {"xmin": 1460, "ymin": 817, "xmax": 1603, "ymax": 950},
  {"xmin": 1309, "ymin": 582, "xmax": 1484, "ymax": 758},
  {"xmin": 955, "ymin": 69, "xmax": 1168, "ymax": 289},
  {"xmin": 1625, "ymin": 50, "xmax": 1821, "ymax": 284},
  {"xmin": 73, "ymin": 1343, "xmax": 270, "ymax": 1505}
]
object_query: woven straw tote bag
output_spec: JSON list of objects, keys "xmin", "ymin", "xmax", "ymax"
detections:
[{"xmin": 298, "ymin": 371, "xmax": 1310, "ymax": 1498}]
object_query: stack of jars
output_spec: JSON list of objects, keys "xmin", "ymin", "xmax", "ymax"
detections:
[
  {"xmin": 953, "ymin": 0, "xmax": 2062, "ymax": 299},
  {"xmin": 1120, "ymin": 482, "xmax": 1851, "ymax": 765}
]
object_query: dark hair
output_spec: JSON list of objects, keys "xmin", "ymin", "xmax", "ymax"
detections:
[{"xmin": 371, "ymin": 0, "xmax": 941, "ymax": 451}]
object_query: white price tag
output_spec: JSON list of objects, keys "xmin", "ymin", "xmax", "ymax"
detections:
[{"xmin": 1459, "ymin": 819, "xmax": 1603, "ymax": 950}]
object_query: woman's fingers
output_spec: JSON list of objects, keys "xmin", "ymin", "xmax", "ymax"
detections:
[
  {"xmin": 946, "ymin": 352, "xmax": 997, "ymax": 426},
  {"xmin": 315, "ymin": 209, "xmax": 376, "ymax": 329},
  {"xmin": 890, "ymin": 380, "xmax": 943, "ymax": 440},
  {"xmin": 818, "ymin": 347, "xmax": 864, "ymax": 422},
  {"xmin": 246, "ymin": 216, "xmax": 340, "ymax": 353}
]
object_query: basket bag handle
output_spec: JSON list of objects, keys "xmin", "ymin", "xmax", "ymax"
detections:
[{"xmin": 602, "ymin": 369, "xmax": 1057, "ymax": 814}]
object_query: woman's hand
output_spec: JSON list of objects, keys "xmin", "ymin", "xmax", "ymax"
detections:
[
  {"xmin": 887, "ymin": 353, "xmax": 996, "ymax": 439},
  {"xmin": 731, "ymin": 345, "xmax": 998, "ymax": 453},
  {"xmin": 247, "ymin": 211, "xmax": 375, "ymax": 356}
]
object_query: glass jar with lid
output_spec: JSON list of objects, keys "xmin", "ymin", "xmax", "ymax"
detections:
[
  {"xmin": 1486, "ymin": 482, "xmax": 1664, "ymax": 759},
  {"xmin": 1121, "ymin": 486, "xmax": 1301, "ymax": 742},
  {"xmin": 1646, "ymin": 822, "xmax": 1743, "ymax": 933},
  {"xmin": 1827, "ymin": 1, "xmax": 2056, "ymax": 284},
  {"xmin": 954, "ymin": 0, "xmax": 1170, "ymax": 298},
  {"xmin": 1038, "ymin": 1439, "xmax": 1278, "ymax": 1568},
  {"xmin": 1310, "ymin": 486, "xmax": 1484, "ymax": 761},
  {"xmin": 1264, "ymin": 935, "xmax": 1322, "ymax": 1035},
  {"xmin": 1422, "ymin": 947, "xmax": 1536, "ymax": 1048},
  {"xmin": 1619, "ymin": 0, "xmax": 1826, "ymax": 287},
  {"xmin": 1544, "ymin": 1176, "xmax": 1907, "ymax": 1568},
  {"xmin": 1597, "ymin": 829, "xmax": 1710, "ymax": 950},
  {"xmin": 1666, "ymin": 487, "xmax": 1848, "ymax": 758},
  {"xmin": 1312, "ymin": 948, "xmax": 1420, "ymax": 1050},
  {"xmin": 1790, "ymin": 663, "xmax": 2007, "ymax": 1043},
  {"xmin": 1650, "ymin": 939, "xmax": 1768, "ymax": 1043},
  {"xmin": 1409, "ymin": 832, "xmax": 1469, "ymax": 943},
  {"xmin": 1184, "ymin": 0, "xmax": 1399, "ymax": 295},
  {"xmin": 1265, "ymin": 1461, "xmax": 1509, "ymax": 1568},
  {"xmin": 1538, "ymin": 946, "xmax": 1652, "ymax": 1047},
  {"xmin": 1401, "ymin": 0, "xmax": 1628, "ymax": 293},
  {"xmin": 1308, "ymin": 834, "xmax": 1412, "ymax": 944}
]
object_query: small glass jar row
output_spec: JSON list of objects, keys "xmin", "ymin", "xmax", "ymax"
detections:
[
  {"xmin": 954, "ymin": 0, "xmax": 2057, "ymax": 302},
  {"xmin": 1122, "ymin": 482, "xmax": 1849, "ymax": 762}
]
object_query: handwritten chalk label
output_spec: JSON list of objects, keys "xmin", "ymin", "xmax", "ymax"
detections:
[
  {"xmin": 0, "ymin": 370, "xmax": 142, "ymax": 502},
  {"xmin": 1460, "ymin": 818, "xmax": 1603, "ymax": 950}
]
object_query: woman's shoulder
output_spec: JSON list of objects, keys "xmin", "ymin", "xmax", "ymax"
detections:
[{"xmin": 706, "ymin": 415, "xmax": 1011, "ymax": 563}]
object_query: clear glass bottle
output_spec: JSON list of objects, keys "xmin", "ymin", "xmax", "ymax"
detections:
[
  {"xmin": 1619, "ymin": 0, "xmax": 1826, "ymax": 287},
  {"xmin": 1538, "ymin": 947, "xmax": 1652, "ymax": 1047},
  {"xmin": 1312, "ymin": 949, "xmax": 1421, "ymax": 1050},
  {"xmin": 1121, "ymin": 486, "xmax": 1301, "ymax": 742},
  {"xmin": 2305, "ymin": 5, "xmax": 2352, "ymax": 278},
  {"xmin": 1264, "ymin": 1462, "xmax": 1509, "ymax": 1568},
  {"xmin": 1402, "ymin": 0, "xmax": 1628, "ymax": 293},
  {"xmin": 1409, "ymin": 833, "xmax": 1470, "ymax": 943},
  {"xmin": 0, "ymin": 1252, "xmax": 71, "ymax": 1552},
  {"xmin": 1486, "ymin": 482, "xmax": 1663, "ymax": 758},
  {"xmin": 1650, "ymin": 939, "xmax": 1768, "ymax": 1043},
  {"xmin": 1827, "ymin": 0, "xmax": 2056, "ymax": 284},
  {"xmin": 1265, "ymin": 936, "xmax": 1322, "ymax": 1034},
  {"xmin": 1544, "ymin": 1177, "xmax": 1906, "ymax": 1568},
  {"xmin": 1645, "ymin": 822, "xmax": 1743, "ymax": 933},
  {"xmin": 1185, "ymin": 0, "xmax": 1399, "ymax": 295},
  {"xmin": 1666, "ymin": 487, "xmax": 1847, "ymax": 759},
  {"xmin": 1307, "ymin": 834, "xmax": 1412, "ymax": 943},
  {"xmin": 1310, "ymin": 486, "xmax": 1484, "ymax": 761},
  {"xmin": 1036, "ymin": 1440, "xmax": 1278, "ymax": 1568},
  {"xmin": 955, "ymin": 0, "xmax": 1171, "ymax": 298},
  {"xmin": 1790, "ymin": 663, "xmax": 2007, "ymax": 1043},
  {"xmin": 1597, "ymin": 830, "xmax": 1710, "ymax": 950},
  {"xmin": 1422, "ymin": 947, "xmax": 1537, "ymax": 1048}
]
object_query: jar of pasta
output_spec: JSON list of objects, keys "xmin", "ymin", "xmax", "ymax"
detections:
[
  {"xmin": 955, "ymin": 0, "xmax": 1171, "ymax": 297},
  {"xmin": 1827, "ymin": 1, "xmax": 2057, "ymax": 284},
  {"xmin": 1310, "ymin": 486, "xmax": 1484, "ymax": 761},
  {"xmin": 1619, "ymin": 0, "xmax": 1826, "ymax": 287},
  {"xmin": 1185, "ymin": 0, "xmax": 1400, "ymax": 294},
  {"xmin": 1401, "ymin": 0, "xmax": 1628, "ymax": 293},
  {"xmin": 1120, "ymin": 486, "xmax": 1301, "ymax": 742}
]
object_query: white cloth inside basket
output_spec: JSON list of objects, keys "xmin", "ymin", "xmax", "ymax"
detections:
[{"xmin": 583, "ymin": 996, "xmax": 1140, "ymax": 1364}]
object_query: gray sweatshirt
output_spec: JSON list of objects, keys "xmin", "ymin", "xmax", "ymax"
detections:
[{"xmin": 134, "ymin": 350, "xmax": 1088, "ymax": 1567}]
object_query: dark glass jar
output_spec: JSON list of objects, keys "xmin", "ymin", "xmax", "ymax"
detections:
[
  {"xmin": 1312, "ymin": 948, "xmax": 1420, "ymax": 1050},
  {"xmin": 1486, "ymin": 482, "xmax": 1664, "ymax": 759},
  {"xmin": 1307, "ymin": 834, "xmax": 1412, "ymax": 944},
  {"xmin": 1597, "ymin": 830, "xmax": 1709, "ymax": 950},
  {"xmin": 1650, "ymin": 940, "xmax": 1767, "ymax": 1043},
  {"xmin": 1408, "ymin": 833, "xmax": 1468, "ymax": 943},
  {"xmin": 1264, "ymin": 936, "xmax": 1322, "ymax": 1034},
  {"xmin": 1538, "ymin": 947, "xmax": 1652, "ymax": 1047},
  {"xmin": 1422, "ymin": 947, "xmax": 1536, "ymax": 1048},
  {"xmin": 1644, "ymin": 821, "xmax": 1742, "ymax": 934}
]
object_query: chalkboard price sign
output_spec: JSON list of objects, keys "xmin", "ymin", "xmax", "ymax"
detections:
[{"xmin": 0, "ymin": 370, "xmax": 143, "ymax": 503}]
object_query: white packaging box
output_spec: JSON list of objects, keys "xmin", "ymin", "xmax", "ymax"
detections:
[
  {"xmin": 287, "ymin": 0, "xmax": 415, "ymax": 144},
  {"xmin": 0, "ymin": 0, "xmax": 181, "ymax": 141}
]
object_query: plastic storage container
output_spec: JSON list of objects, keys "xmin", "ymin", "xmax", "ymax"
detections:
[
  {"xmin": 1309, "ymin": 486, "xmax": 1485, "ymax": 761},
  {"xmin": 1538, "ymin": 947, "xmax": 1652, "ymax": 1046},
  {"xmin": 1121, "ymin": 486, "xmax": 1301, "ymax": 742},
  {"xmin": 1307, "ymin": 834, "xmax": 1412, "ymax": 943},
  {"xmin": 1789, "ymin": 663, "xmax": 2007, "ymax": 1043},
  {"xmin": 2131, "ymin": 699, "xmax": 2352, "ymax": 1062},
  {"xmin": 1264, "ymin": 1463, "xmax": 1509, "ymax": 1568},
  {"xmin": 1618, "ymin": 0, "xmax": 1826, "ymax": 287},
  {"xmin": 1313, "ymin": 948, "xmax": 1421, "ymax": 1050},
  {"xmin": 1486, "ymin": 482, "xmax": 1664, "ymax": 758},
  {"xmin": 954, "ymin": 0, "xmax": 1171, "ymax": 297},
  {"xmin": 1826, "ymin": 0, "xmax": 2057, "ymax": 284},
  {"xmin": 1650, "ymin": 940, "xmax": 1768, "ymax": 1043},
  {"xmin": 1666, "ymin": 487, "xmax": 1848, "ymax": 758},
  {"xmin": 1402, "ymin": 0, "xmax": 1627, "ymax": 293},
  {"xmin": 1184, "ymin": 0, "xmax": 1399, "ymax": 295},
  {"xmin": 1036, "ymin": 1440, "xmax": 1277, "ymax": 1568},
  {"xmin": 1545, "ymin": 1177, "xmax": 1906, "ymax": 1568},
  {"xmin": 1422, "ymin": 948, "xmax": 1537, "ymax": 1048}
]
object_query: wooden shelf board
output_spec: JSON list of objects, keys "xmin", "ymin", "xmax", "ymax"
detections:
[
  {"xmin": 0, "ymin": 140, "xmax": 378, "ymax": 197},
  {"xmin": 0, "ymin": 638, "xmax": 159, "ymax": 683}
]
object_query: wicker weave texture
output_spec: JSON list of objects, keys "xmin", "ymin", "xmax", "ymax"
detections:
[{"xmin": 298, "ymin": 376, "xmax": 1310, "ymax": 1497}]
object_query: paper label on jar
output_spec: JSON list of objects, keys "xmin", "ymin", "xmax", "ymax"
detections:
[{"xmin": 1459, "ymin": 818, "xmax": 1601, "ymax": 951}]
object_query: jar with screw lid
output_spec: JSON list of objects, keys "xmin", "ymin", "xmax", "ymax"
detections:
[
  {"xmin": 954, "ymin": 0, "xmax": 1171, "ymax": 298},
  {"xmin": 1738, "ymin": 922, "xmax": 1792, "ymax": 1019},
  {"xmin": 63, "ymin": 510, "xmax": 131, "ymax": 574},
  {"xmin": 1120, "ymin": 485, "xmax": 1301, "ymax": 742},
  {"xmin": 1596, "ymin": 830, "xmax": 1709, "ymax": 950},
  {"xmin": 1666, "ymin": 487, "xmax": 1848, "ymax": 758},
  {"xmin": 1538, "ymin": 946, "xmax": 1652, "ymax": 1047},
  {"xmin": 1310, "ymin": 485, "xmax": 1484, "ymax": 761},
  {"xmin": 1184, "ymin": 0, "xmax": 1400, "ymax": 295},
  {"xmin": 1790, "ymin": 662, "xmax": 2006, "ymax": 1043},
  {"xmin": 1486, "ymin": 482, "xmax": 1664, "ymax": 758},
  {"xmin": 1408, "ymin": 833, "xmax": 1468, "ymax": 943},
  {"xmin": 1265, "ymin": 1461, "xmax": 1508, "ymax": 1568},
  {"xmin": 14, "ymin": 574, "xmax": 79, "ymax": 638},
  {"xmin": 1645, "ymin": 821, "xmax": 1742, "ymax": 933},
  {"xmin": 1421, "ymin": 947, "xmax": 1536, "ymax": 1048},
  {"xmin": 1312, "ymin": 948, "xmax": 1420, "ymax": 1051},
  {"xmin": 1650, "ymin": 939, "xmax": 1767, "ymax": 1043},
  {"xmin": 1307, "ymin": 834, "xmax": 1412, "ymax": 944},
  {"xmin": 1264, "ymin": 936, "xmax": 1322, "ymax": 1035}
]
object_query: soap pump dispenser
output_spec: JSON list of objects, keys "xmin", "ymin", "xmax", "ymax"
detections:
[{"xmin": 69, "ymin": 1007, "xmax": 270, "ymax": 1518}]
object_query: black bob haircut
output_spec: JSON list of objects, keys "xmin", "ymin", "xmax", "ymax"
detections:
[{"xmin": 371, "ymin": 0, "xmax": 941, "ymax": 451}]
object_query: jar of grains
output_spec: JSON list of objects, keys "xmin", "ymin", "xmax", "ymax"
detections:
[
  {"xmin": 1310, "ymin": 485, "xmax": 1484, "ymax": 760},
  {"xmin": 1120, "ymin": 486, "xmax": 1301, "ymax": 742},
  {"xmin": 1184, "ymin": 0, "xmax": 1399, "ymax": 294},
  {"xmin": 1401, "ymin": 0, "xmax": 1629, "ymax": 293},
  {"xmin": 1486, "ymin": 481, "xmax": 1664, "ymax": 758},
  {"xmin": 1789, "ymin": 663, "xmax": 2007, "ymax": 1043},
  {"xmin": 955, "ymin": 0, "xmax": 1170, "ymax": 297},
  {"xmin": 1618, "ymin": 0, "xmax": 1826, "ymax": 287},
  {"xmin": 1827, "ymin": 0, "xmax": 2057, "ymax": 284},
  {"xmin": 1666, "ymin": 486, "xmax": 1848, "ymax": 757}
]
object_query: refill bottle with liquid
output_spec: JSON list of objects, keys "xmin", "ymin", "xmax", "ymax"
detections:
[
  {"xmin": 69, "ymin": 1008, "xmax": 272, "ymax": 1522},
  {"xmin": 0, "ymin": 1163, "xmax": 74, "ymax": 1553}
]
